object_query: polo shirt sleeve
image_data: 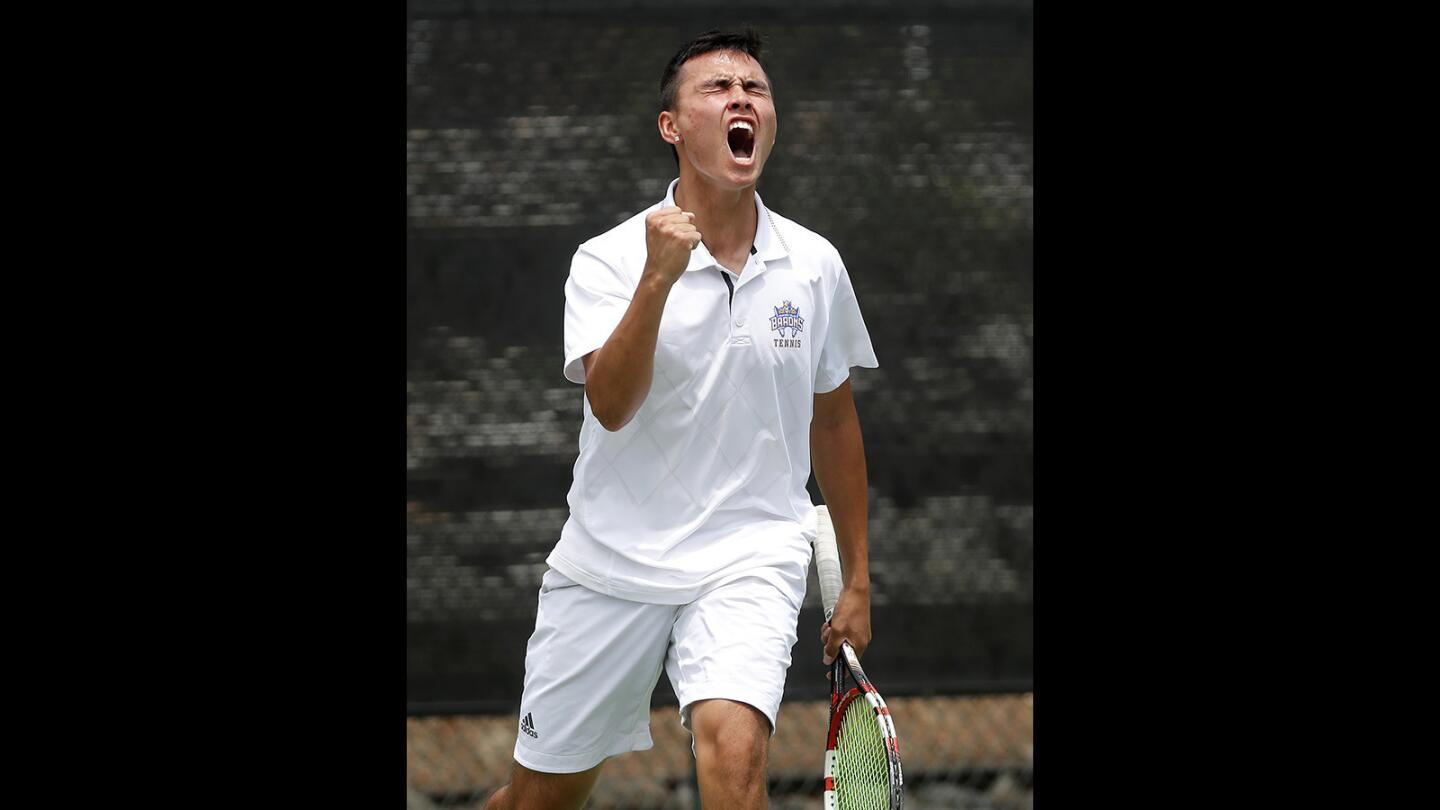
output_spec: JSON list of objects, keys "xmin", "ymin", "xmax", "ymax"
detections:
[
  {"xmin": 814, "ymin": 256, "xmax": 879, "ymax": 393},
  {"xmin": 563, "ymin": 246, "xmax": 634, "ymax": 384}
]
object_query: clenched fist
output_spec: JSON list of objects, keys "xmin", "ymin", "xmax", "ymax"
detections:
[{"xmin": 642, "ymin": 206, "xmax": 702, "ymax": 288}]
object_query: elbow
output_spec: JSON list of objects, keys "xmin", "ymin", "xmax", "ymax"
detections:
[
  {"xmin": 596, "ymin": 412, "xmax": 632, "ymax": 432},
  {"xmin": 587, "ymin": 393, "xmax": 633, "ymax": 432}
]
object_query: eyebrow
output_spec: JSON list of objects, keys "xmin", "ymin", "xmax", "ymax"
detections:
[{"xmin": 701, "ymin": 74, "xmax": 770, "ymax": 90}]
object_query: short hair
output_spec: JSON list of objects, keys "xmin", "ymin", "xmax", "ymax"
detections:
[{"xmin": 659, "ymin": 29, "xmax": 769, "ymax": 165}]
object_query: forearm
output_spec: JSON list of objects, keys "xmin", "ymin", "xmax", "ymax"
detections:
[
  {"xmin": 584, "ymin": 271, "xmax": 672, "ymax": 431},
  {"xmin": 811, "ymin": 401, "xmax": 870, "ymax": 590}
]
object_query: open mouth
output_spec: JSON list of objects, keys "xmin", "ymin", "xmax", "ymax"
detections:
[{"xmin": 727, "ymin": 121, "xmax": 756, "ymax": 162}]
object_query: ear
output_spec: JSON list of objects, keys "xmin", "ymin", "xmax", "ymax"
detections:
[{"xmin": 657, "ymin": 110, "xmax": 681, "ymax": 144}]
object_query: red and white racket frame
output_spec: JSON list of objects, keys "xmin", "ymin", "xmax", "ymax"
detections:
[
  {"xmin": 823, "ymin": 640, "xmax": 904, "ymax": 810},
  {"xmin": 813, "ymin": 504, "xmax": 903, "ymax": 808}
]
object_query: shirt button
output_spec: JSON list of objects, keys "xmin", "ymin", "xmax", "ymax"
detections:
[{"xmin": 735, "ymin": 318, "xmax": 745, "ymax": 327}]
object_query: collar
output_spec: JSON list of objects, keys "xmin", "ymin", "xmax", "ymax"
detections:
[{"xmin": 662, "ymin": 178, "xmax": 790, "ymax": 272}]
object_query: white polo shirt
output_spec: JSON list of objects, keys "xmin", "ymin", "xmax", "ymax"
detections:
[{"xmin": 550, "ymin": 179, "xmax": 878, "ymax": 605}]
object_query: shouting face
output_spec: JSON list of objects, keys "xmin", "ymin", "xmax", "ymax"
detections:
[{"xmin": 661, "ymin": 49, "xmax": 778, "ymax": 190}]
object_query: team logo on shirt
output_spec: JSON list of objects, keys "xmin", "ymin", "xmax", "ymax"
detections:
[{"xmin": 770, "ymin": 300, "xmax": 804, "ymax": 348}]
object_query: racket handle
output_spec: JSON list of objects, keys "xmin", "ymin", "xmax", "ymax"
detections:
[{"xmin": 813, "ymin": 504, "xmax": 844, "ymax": 620}]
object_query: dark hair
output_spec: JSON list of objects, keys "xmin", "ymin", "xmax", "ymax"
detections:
[{"xmin": 659, "ymin": 29, "xmax": 769, "ymax": 165}]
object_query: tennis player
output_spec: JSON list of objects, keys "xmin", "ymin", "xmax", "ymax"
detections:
[{"xmin": 484, "ymin": 29, "xmax": 878, "ymax": 810}]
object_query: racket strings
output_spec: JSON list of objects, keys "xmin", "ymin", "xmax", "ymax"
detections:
[{"xmin": 834, "ymin": 695, "xmax": 892, "ymax": 809}]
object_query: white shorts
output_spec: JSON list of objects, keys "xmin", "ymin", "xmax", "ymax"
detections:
[{"xmin": 512, "ymin": 568, "xmax": 804, "ymax": 773}]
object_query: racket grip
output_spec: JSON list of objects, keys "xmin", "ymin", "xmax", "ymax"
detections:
[{"xmin": 813, "ymin": 504, "xmax": 844, "ymax": 620}]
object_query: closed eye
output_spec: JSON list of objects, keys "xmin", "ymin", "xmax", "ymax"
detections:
[{"xmin": 702, "ymin": 77, "xmax": 770, "ymax": 95}]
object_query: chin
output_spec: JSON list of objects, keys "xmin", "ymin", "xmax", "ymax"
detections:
[
  {"xmin": 685, "ymin": 150, "xmax": 767, "ymax": 190},
  {"xmin": 724, "ymin": 157, "xmax": 765, "ymax": 187}
]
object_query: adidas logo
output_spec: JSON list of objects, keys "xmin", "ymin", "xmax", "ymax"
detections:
[{"xmin": 520, "ymin": 712, "xmax": 539, "ymax": 739}]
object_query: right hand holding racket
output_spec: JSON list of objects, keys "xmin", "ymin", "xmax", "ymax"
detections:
[{"xmin": 642, "ymin": 206, "xmax": 701, "ymax": 287}]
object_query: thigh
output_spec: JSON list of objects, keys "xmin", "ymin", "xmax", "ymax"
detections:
[
  {"xmin": 515, "ymin": 569, "xmax": 679, "ymax": 773},
  {"xmin": 664, "ymin": 575, "xmax": 804, "ymax": 736}
]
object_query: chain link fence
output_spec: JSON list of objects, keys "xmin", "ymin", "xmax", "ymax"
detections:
[{"xmin": 408, "ymin": 693, "xmax": 1032, "ymax": 809}]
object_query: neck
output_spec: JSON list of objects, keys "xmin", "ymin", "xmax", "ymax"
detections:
[{"xmin": 673, "ymin": 173, "xmax": 758, "ymax": 272}]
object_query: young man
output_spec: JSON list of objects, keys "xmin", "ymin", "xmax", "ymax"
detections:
[{"xmin": 484, "ymin": 30, "xmax": 877, "ymax": 810}]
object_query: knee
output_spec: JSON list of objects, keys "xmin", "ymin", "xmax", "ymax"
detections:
[
  {"xmin": 483, "ymin": 761, "xmax": 601, "ymax": 810},
  {"xmin": 692, "ymin": 702, "xmax": 771, "ymax": 773},
  {"xmin": 699, "ymin": 731, "xmax": 768, "ymax": 776},
  {"xmin": 480, "ymin": 782, "xmax": 511, "ymax": 810}
]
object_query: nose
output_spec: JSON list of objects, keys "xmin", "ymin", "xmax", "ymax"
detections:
[{"xmin": 726, "ymin": 87, "xmax": 752, "ymax": 111}]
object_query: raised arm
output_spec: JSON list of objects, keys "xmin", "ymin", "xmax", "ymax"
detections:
[{"xmin": 583, "ymin": 206, "xmax": 699, "ymax": 430}]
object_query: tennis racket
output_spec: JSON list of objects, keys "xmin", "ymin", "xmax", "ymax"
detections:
[{"xmin": 813, "ymin": 504, "xmax": 903, "ymax": 810}]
